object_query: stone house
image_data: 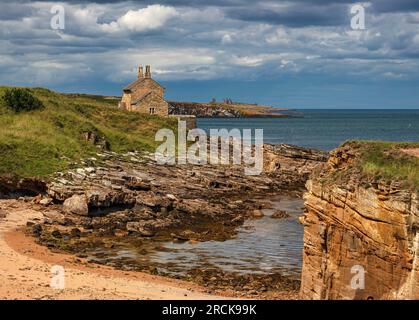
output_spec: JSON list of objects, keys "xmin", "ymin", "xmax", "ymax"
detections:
[{"xmin": 119, "ymin": 65, "xmax": 168, "ymax": 116}]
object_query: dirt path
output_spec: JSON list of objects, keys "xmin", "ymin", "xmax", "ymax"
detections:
[{"xmin": 0, "ymin": 199, "xmax": 228, "ymax": 300}]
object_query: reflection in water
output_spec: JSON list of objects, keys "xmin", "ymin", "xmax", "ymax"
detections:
[
  {"xmin": 148, "ymin": 195, "xmax": 304, "ymax": 279},
  {"xmin": 90, "ymin": 196, "xmax": 304, "ymax": 280}
]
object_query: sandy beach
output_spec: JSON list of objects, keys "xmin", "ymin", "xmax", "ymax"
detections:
[{"xmin": 0, "ymin": 199, "xmax": 226, "ymax": 300}]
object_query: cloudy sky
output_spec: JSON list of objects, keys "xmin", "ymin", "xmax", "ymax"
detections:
[{"xmin": 1, "ymin": 0, "xmax": 419, "ymax": 108}]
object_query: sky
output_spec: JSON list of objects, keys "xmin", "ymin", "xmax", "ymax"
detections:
[{"xmin": 1, "ymin": 0, "xmax": 419, "ymax": 109}]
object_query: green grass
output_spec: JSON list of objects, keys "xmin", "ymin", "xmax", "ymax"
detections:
[
  {"xmin": 0, "ymin": 86, "xmax": 177, "ymax": 178},
  {"xmin": 342, "ymin": 141, "xmax": 419, "ymax": 189}
]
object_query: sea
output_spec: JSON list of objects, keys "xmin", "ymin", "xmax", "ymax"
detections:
[{"xmin": 197, "ymin": 109, "xmax": 419, "ymax": 151}]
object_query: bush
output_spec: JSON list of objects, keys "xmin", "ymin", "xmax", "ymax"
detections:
[{"xmin": 3, "ymin": 88, "xmax": 44, "ymax": 112}]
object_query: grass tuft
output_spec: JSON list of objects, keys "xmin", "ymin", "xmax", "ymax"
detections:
[{"xmin": 342, "ymin": 140, "xmax": 419, "ymax": 189}]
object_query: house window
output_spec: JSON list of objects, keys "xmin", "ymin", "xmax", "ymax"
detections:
[{"xmin": 149, "ymin": 107, "xmax": 155, "ymax": 114}]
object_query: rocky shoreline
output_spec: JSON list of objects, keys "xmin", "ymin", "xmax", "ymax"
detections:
[
  {"xmin": 168, "ymin": 101, "xmax": 289, "ymax": 118},
  {"xmin": 1, "ymin": 144, "xmax": 328, "ymax": 298}
]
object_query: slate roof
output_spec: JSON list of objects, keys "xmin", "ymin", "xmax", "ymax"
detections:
[{"xmin": 123, "ymin": 78, "xmax": 164, "ymax": 92}]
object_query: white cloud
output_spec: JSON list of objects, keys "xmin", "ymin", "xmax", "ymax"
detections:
[
  {"xmin": 102, "ymin": 5, "xmax": 178, "ymax": 33},
  {"xmin": 221, "ymin": 34, "xmax": 233, "ymax": 44},
  {"xmin": 1, "ymin": 0, "xmax": 419, "ymax": 90}
]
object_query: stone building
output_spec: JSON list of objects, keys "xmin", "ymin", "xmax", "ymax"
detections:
[{"xmin": 119, "ymin": 65, "xmax": 169, "ymax": 116}]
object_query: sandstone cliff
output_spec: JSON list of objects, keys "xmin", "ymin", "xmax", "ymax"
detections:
[{"xmin": 300, "ymin": 141, "xmax": 419, "ymax": 299}]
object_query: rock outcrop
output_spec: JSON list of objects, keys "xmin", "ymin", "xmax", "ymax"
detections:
[
  {"xmin": 300, "ymin": 143, "xmax": 418, "ymax": 299},
  {"xmin": 168, "ymin": 101, "xmax": 242, "ymax": 118},
  {"xmin": 0, "ymin": 175, "xmax": 47, "ymax": 197},
  {"xmin": 27, "ymin": 144, "xmax": 327, "ymax": 243},
  {"xmin": 264, "ymin": 144, "xmax": 329, "ymax": 189}
]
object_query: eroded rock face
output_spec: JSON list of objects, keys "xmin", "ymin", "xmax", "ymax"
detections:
[
  {"xmin": 300, "ymin": 146, "xmax": 419, "ymax": 300},
  {"xmin": 263, "ymin": 144, "xmax": 329, "ymax": 189}
]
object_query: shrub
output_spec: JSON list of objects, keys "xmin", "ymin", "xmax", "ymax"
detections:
[{"xmin": 3, "ymin": 88, "xmax": 44, "ymax": 112}]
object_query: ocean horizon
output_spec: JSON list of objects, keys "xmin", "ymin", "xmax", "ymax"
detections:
[{"xmin": 197, "ymin": 109, "xmax": 419, "ymax": 151}]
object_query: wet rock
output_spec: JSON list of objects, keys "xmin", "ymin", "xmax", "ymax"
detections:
[
  {"xmin": 31, "ymin": 224, "xmax": 43, "ymax": 235},
  {"xmin": 114, "ymin": 229, "xmax": 127, "ymax": 237},
  {"xmin": 70, "ymin": 228, "xmax": 81, "ymax": 238},
  {"xmin": 39, "ymin": 198, "xmax": 53, "ymax": 206},
  {"xmin": 80, "ymin": 217, "xmax": 93, "ymax": 229},
  {"xmin": 63, "ymin": 195, "xmax": 89, "ymax": 216},
  {"xmin": 231, "ymin": 215, "xmax": 244, "ymax": 224},
  {"xmin": 126, "ymin": 181, "xmax": 151, "ymax": 191},
  {"xmin": 166, "ymin": 194, "xmax": 178, "ymax": 201},
  {"xmin": 32, "ymin": 194, "xmax": 42, "ymax": 204},
  {"xmin": 51, "ymin": 229, "xmax": 62, "ymax": 238},
  {"xmin": 26, "ymin": 221, "xmax": 35, "ymax": 227},
  {"xmin": 86, "ymin": 189, "xmax": 136, "ymax": 208},
  {"xmin": 171, "ymin": 230, "xmax": 195, "ymax": 241},
  {"xmin": 252, "ymin": 209, "xmax": 264, "ymax": 218},
  {"xmin": 43, "ymin": 210, "xmax": 66, "ymax": 225},
  {"xmin": 271, "ymin": 210, "xmax": 290, "ymax": 219},
  {"xmin": 126, "ymin": 221, "xmax": 155, "ymax": 237},
  {"xmin": 136, "ymin": 192, "xmax": 160, "ymax": 208}
]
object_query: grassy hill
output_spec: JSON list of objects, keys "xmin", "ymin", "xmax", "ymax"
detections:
[{"xmin": 0, "ymin": 87, "xmax": 177, "ymax": 178}]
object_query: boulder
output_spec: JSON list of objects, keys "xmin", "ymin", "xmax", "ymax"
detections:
[
  {"xmin": 63, "ymin": 195, "xmax": 89, "ymax": 216},
  {"xmin": 86, "ymin": 189, "xmax": 136, "ymax": 208},
  {"xmin": 40, "ymin": 198, "xmax": 53, "ymax": 206},
  {"xmin": 271, "ymin": 210, "xmax": 290, "ymax": 219},
  {"xmin": 252, "ymin": 209, "xmax": 264, "ymax": 218}
]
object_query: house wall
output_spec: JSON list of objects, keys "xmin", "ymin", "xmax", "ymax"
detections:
[
  {"xmin": 131, "ymin": 92, "xmax": 168, "ymax": 116},
  {"xmin": 120, "ymin": 92, "xmax": 132, "ymax": 110},
  {"xmin": 130, "ymin": 79, "xmax": 164, "ymax": 102}
]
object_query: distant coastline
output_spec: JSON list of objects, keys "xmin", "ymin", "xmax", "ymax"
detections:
[{"xmin": 167, "ymin": 100, "xmax": 290, "ymax": 118}]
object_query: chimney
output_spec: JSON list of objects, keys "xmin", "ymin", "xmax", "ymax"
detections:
[
  {"xmin": 138, "ymin": 66, "xmax": 144, "ymax": 79},
  {"xmin": 145, "ymin": 65, "xmax": 151, "ymax": 78}
]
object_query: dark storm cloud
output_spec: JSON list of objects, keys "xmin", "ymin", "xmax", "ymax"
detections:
[
  {"xmin": 226, "ymin": 3, "xmax": 349, "ymax": 27},
  {"xmin": 371, "ymin": 0, "xmax": 419, "ymax": 13},
  {"xmin": 0, "ymin": 2, "xmax": 36, "ymax": 20},
  {"xmin": 1, "ymin": 0, "xmax": 419, "ymax": 91}
]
